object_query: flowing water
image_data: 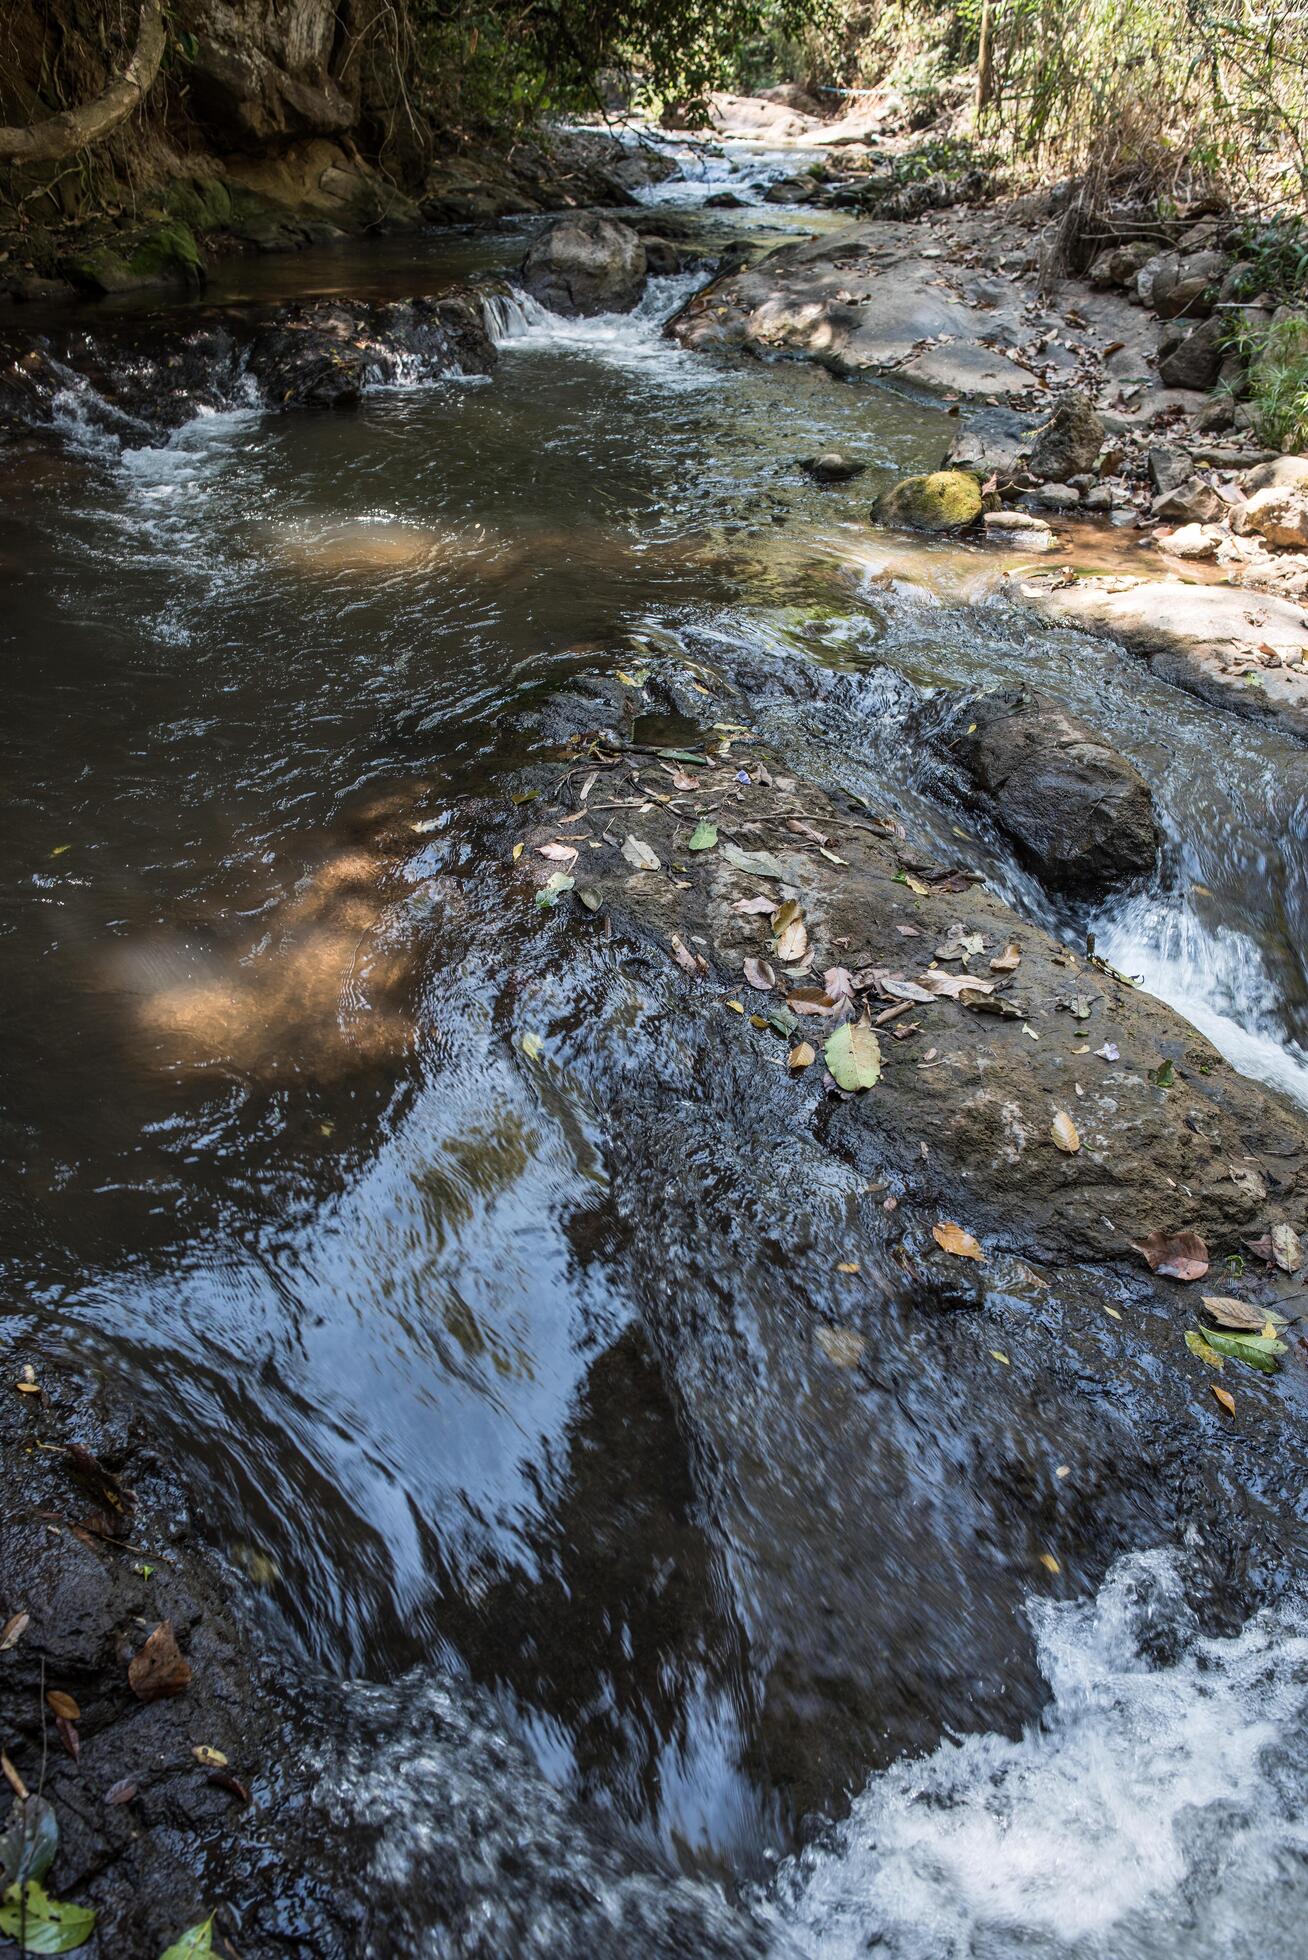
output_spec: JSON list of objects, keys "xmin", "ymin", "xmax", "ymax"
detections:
[{"xmin": 3, "ymin": 141, "xmax": 1308, "ymax": 1952}]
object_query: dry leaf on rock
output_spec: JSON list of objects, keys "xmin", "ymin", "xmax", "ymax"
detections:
[
  {"xmin": 788, "ymin": 1042, "xmax": 815, "ymax": 1070},
  {"xmin": 621, "ymin": 835, "xmax": 660, "ymax": 872},
  {"xmin": 1212, "ymin": 1384, "xmax": 1236, "ymax": 1416},
  {"xmin": 743, "ymin": 958, "xmax": 776, "ymax": 991},
  {"xmin": 731, "ymin": 895, "xmax": 776, "ymax": 915},
  {"xmin": 933, "ymin": 1221, "xmax": 984, "ymax": 1261},
  {"xmin": 919, "ymin": 971, "xmax": 996, "ymax": 999},
  {"xmin": 1051, "ymin": 1112, "xmax": 1081, "ymax": 1154},
  {"xmin": 0, "ymin": 1613, "xmax": 29, "ymax": 1653},
  {"xmin": 775, "ymin": 916, "xmax": 808, "ymax": 962},
  {"xmin": 990, "ymin": 942, "xmax": 1022, "ymax": 972},
  {"xmin": 1132, "ymin": 1230, "xmax": 1209, "ymax": 1281},
  {"xmin": 128, "ymin": 1621, "xmax": 191, "ymax": 1703},
  {"xmin": 824, "ymin": 1023, "xmax": 882, "ymax": 1090},
  {"xmin": 1200, "ymin": 1295, "xmax": 1267, "ymax": 1332},
  {"xmin": 46, "ymin": 1692, "xmax": 79, "ymax": 1723},
  {"xmin": 537, "ymin": 843, "xmax": 578, "ymax": 864},
  {"xmin": 1271, "ymin": 1223, "xmax": 1304, "ymax": 1272}
]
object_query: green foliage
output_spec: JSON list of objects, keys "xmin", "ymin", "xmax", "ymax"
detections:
[
  {"xmin": 411, "ymin": 0, "xmax": 820, "ymax": 127},
  {"xmin": 1229, "ymin": 314, "xmax": 1308, "ymax": 454},
  {"xmin": 1230, "ymin": 218, "xmax": 1308, "ymax": 304}
]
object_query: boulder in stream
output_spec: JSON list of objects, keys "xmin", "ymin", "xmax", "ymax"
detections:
[
  {"xmin": 926, "ymin": 684, "xmax": 1161, "ymax": 898},
  {"xmin": 520, "ymin": 214, "xmax": 647, "ymax": 317},
  {"xmin": 1025, "ymin": 391, "xmax": 1104, "ymax": 483},
  {"xmin": 874, "ymin": 469, "xmax": 982, "ymax": 533}
]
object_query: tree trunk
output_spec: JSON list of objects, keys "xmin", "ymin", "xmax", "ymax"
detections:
[
  {"xmin": 977, "ymin": 0, "xmax": 995, "ymax": 114},
  {"xmin": 0, "ymin": 1, "xmax": 165, "ymax": 165}
]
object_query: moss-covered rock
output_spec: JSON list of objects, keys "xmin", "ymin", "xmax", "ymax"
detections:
[
  {"xmin": 127, "ymin": 221, "xmax": 204, "ymax": 287},
  {"xmin": 57, "ymin": 246, "xmax": 140, "ymax": 295},
  {"xmin": 873, "ymin": 469, "xmax": 983, "ymax": 533},
  {"xmin": 164, "ymin": 176, "xmax": 234, "ymax": 232}
]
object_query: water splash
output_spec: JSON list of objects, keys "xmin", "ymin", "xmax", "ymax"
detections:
[{"xmin": 772, "ymin": 1549, "xmax": 1308, "ymax": 1959}]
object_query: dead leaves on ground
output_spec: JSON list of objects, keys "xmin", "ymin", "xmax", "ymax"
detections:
[{"xmin": 824, "ymin": 1023, "xmax": 882, "ymax": 1091}]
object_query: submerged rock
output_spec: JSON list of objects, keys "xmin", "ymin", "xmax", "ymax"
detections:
[
  {"xmin": 925, "ymin": 685, "xmax": 1160, "ymax": 898},
  {"xmin": 520, "ymin": 214, "xmax": 647, "ymax": 317},
  {"xmin": 874, "ymin": 469, "xmax": 982, "ymax": 533},
  {"xmin": 801, "ymin": 451, "xmax": 866, "ymax": 483}
]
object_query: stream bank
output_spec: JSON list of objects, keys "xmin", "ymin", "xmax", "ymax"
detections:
[{"xmin": 3, "ymin": 112, "xmax": 1308, "ymax": 1958}]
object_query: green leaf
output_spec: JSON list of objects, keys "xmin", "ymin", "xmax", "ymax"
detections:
[
  {"xmin": 721, "ymin": 842, "xmax": 786, "ymax": 880},
  {"xmin": 0, "ymin": 1800, "xmax": 58, "ymax": 1889},
  {"xmin": 687, "ymin": 821, "xmax": 717, "ymax": 852},
  {"xmin": 655, "ymin": 749, "xmax": 707, "ymax": 766},
  {"xmin": 767, "ymin": 1005, "xmax": 799, "ymax": 1037},
  {"xmin": 1185, "ymin": 1329, "xmax": 1224, "ymax": 1369},
  {"xmin": 0, "ymin": 1882, "xmax": 96, "ymax": 1953},
  {"xmin": 535, "ymin": 872, "xmax": 574, "ymax": 909},
  {"xmin": 159, "ymin": 1917, "xmax": 215, "ymax": 1960},
  {"xmin": 824, "ymin": 1023, "xmax": 882, "ymax": 1091},
  {"xmin": 1152, "ymin": 1059, "xmax": 1175, "ymax": 1088},
  {"xmin": 1200, "ymin": 1327, "xmax": 1287, "ymax": 1372}
]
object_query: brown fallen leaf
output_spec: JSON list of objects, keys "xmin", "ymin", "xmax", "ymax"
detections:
[
  {"xmin": 15, "ymin": 1363, "xmax": 40, "ymax": 1397},
  {"xmin": 788, "ymin": 1041, "xmax": 816, "ymax": 1071},
  {"xmin": 46, "ymin": 1691, "xmax": 80, "ymax": 1723},
  {"xmin": 731, "ymin": 894, "xmax": 776, "ymax": 915},
  {"xmin": 823, "ymin": 966, "xmax": 856, "ymax": 1005},
  {"xmin": 1200, "ymin": 1295, "xmax": 1267, "ymax": 1332},
  {"xmin": 933, "ymin": 1221, "xmax": 985, "ymax": 1261},
  {"xmin": 0, "ymin": 1612, "xmax": 29, "ymax": 1652},
  {"xmin": 536, "ymin": 842, "xmax": 578, "ymax": 864},
  {"xmin": 104, "ymin": 1778, "xmax": 138, "ymax": 1806},
  {"xmin": 787, "ymin": 987, "xmax": 840, "ymax": 1016},
  {"xmin": 919, "ymin": 971, "xmax": 996, "ymax": 999},
  {"xmin": 56, "ymin": 1716, "xmax": 79, "ymax": 1764},
  {"xmin": 192, "ymin": 1745, "xmax": 229, "ymax": 1768},
  {"xmin": 990, "ymin": 942, "xmax": 1022, "ymax": 972},
  {"xmin": 835, "ymin": 1261, "xmax": 860, "ymax": 1275},
  {"xmin": 1132, "ymin": 1230, "xmax": 1209, "ymax": 1281},
  {"xmin": 1212, "ymin": 1384, "xmax": 1236, "ymax": 1416},
  {"xmin": 775, "ymin": 916, "xmax": 808, "ymax": 962},
  {"xmin": 743, "ymin": 957, "xmax": 776, "ymax": 991},
  {"xmin": 669, "ymin": 933, "xmax": 706, "ymax": 976},
  {"xmin": 208, "ymin": 1770, "xmax": 251, "ymax": 1805},
  {"xmin": 1051, "ymin": 1111, "xmax": 1081, "ymax": 1154},
  {"xmin": 128, "ymin": 1621, "xmax": 191, "ymax": 1703}
]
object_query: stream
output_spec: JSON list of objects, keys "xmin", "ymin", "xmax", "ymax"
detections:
[{"xmin": 3, "ymin": 133, "xmax": 1308, "ymax": 1954}]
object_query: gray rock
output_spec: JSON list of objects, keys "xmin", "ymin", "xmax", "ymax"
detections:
[
  {"xmin": 1025, "ymin": 392, "xmax": 1104, "ymax": 481},
  {"xmin": 1154, "ymin": 251, "xmax": 1228, "ymax": 319},
  {"xmin": 1157, "ymin": 315, "xmax": 1225, "ymax": 390},
  {"xmin": 1087, "ymin": 240, "xmax": 1155, "ymax": 289},
  {"xmin": 1152, "ymin": 476, "xmax": 1223, "ymax": 522},
  {"xmin": 944, "ymin": 406, "xmax": 1032, "ymax": 480},
  {"xmin": 764, "ymin": 176, "xmax": 815, "ymax": 205},
  {"xmin": 1148, "ymin": 445, "xmax": 1190, "ymax": 493},
  {"xmin": 1082, "ymin": 484, "xmax": 1114, "ymax": 512},
  {"xmin": 1241, "ymin": 455, "xmax": 1308, "ymax": 494},
  {"xmin": 520, "ymin": 215, "xmax": 647, "ymax": 317},
  {"xmin": 1025, "ymin": 482, "xmax": 1081, "ymax": 512},
  {"xmin": 1163, "ymin": 523, "xmax": 1221, "ymax": 559},
  {"xmin": 982, "ymin": 511, "xmax": 1056, "ymax": 550},
  {"xmin": 930, "ymin": 686, "xmax": 1160, "ymax": 898},
  {"xmin": 801, "ymin": 452, "xmax": 866, "ymax": 483}
]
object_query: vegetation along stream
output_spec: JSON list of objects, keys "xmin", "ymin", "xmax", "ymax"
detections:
[{"xmin": 4, "ymin": 108, "xmax": 1308, "ymax": 1960}]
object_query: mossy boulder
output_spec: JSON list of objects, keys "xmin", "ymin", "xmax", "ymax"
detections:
[
  {"xmin": 128, "ymin": 221, "xmax": 204, "ymax": 287},
  {"xmin": 57, "ymin": 246, "xmax": 140, "ymax": 295},
  {"xmin": 164, "ymin": 176, "xmax": 234, "ymax": 232},
  {"xmin": 874, "ymin": 469, "xmax": 983, "ymax": 533}
]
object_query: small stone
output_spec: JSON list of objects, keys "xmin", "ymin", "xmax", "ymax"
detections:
[{"xmin": 1152, "ymin": 477, "xmax": 1223, "ymax": 523}]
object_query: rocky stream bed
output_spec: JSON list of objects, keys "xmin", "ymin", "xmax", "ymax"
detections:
[{"xmin": 3, "ymin": 104, "xmax": 1308, "ymax": 1960}]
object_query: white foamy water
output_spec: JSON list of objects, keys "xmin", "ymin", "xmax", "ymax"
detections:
[
  {"xmin": 482, "ymin": 271, "xmax": 711, "ymax": 387},
  {"xmin": 772, "ymin": 1550, "xmax": 1308, "ymax": 1959},
  {"xmin": 1094, "ymin": 893, "xmax": 1308, "ymax": 1110}
]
